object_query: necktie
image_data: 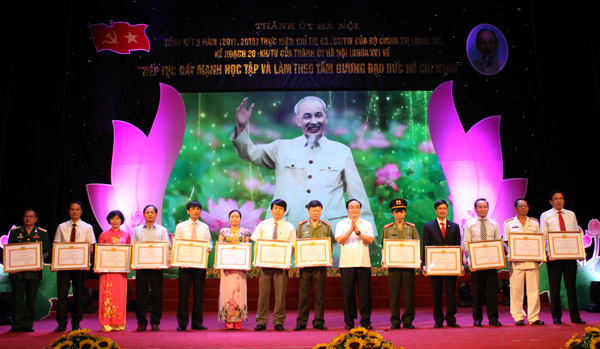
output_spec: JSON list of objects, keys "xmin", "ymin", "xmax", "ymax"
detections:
[
  {"xmin": 191, "ymin": 221, "xmax": 197, "ymax": 240},
  {"xmin": 272, "ymin": 222, "xmax": 278, "ymax": 240},
  {"xmin": 70, "ymin": 223, "xmax": 77, "ymax": 242},
  {"xmin": 440, "ymin": 222, "xmax": 446, "ymax": 239},
  {"xmin": 480, "ymin": 218, "xmax": 488, "ymax": 241},
  {"xmin": 558, "ymin": 211, "xmax": 566, "ymax": 231}
]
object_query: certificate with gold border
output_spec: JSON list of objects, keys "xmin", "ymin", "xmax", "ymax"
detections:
[
  {"xmin": 467, "ymin": 239, "xmax": 507, "ymax": 271},
  {"xmin": 425, "ymin": 246, "xmax": 462, "ymax": 275},
  {"xmin": 295, "ymin": 238, "xmax": 332, "ymax": 268},
  {"xmin": 94, "ymin": 244, "xmax": 132, "ymax": 273},
  {"xmin": 253, "ymin": 239, "xmax": 292, "ymax": 269},
  {"xmin": 131, "ymin": 241, "xmax": 169, "ymax": 269},
  {"xmin": 214, "ymin": 242, "xmax": 252, "ymax": 270},
  {"xmin": 3, "ymin": 242, "xmax": 43, "ymax": 272},
  {"xmin": 51, "ymin": 242, "xmax": 90, "ymax": 271},
  {"xmin": 508, "ymin": 233, "xmax": 546, "ymax": 262},
  {"xmin": 171, "ymin": 239, "xmax": 209, "ymax": 269},
  {"xmin": 547, "ymin": 231, "xmax": 585, "ymax": 260},
  {"xmin": 383, "ymin": 239, "xmax": 420, "ymax": 268}
]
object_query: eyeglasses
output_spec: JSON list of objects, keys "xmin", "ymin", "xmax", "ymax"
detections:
[{"xmin": 516, "ymin": 205, "xmax": 529, "ymax": 209}]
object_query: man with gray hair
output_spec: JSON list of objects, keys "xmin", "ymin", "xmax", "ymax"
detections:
[{"xmin": 231, "ymin": 96, "xmax": 377, "ymax": 264}]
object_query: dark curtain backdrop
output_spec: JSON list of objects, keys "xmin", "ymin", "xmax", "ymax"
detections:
[{"xmin": 1, "ymin": 1, "xmax": 599, "ymax": 241}]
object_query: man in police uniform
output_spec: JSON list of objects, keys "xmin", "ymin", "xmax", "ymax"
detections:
[
  {"xmin": 232, "ymin": 96, "xmax": 377, "ymax": 265},
  {"xmin": 293, "ymin": 200, "xmax": 334, "ymax": 331},
  {"xmin": 381, "ymin": 198, "xmax": 420, "ymax": 329},
  {"xmin": 7, "ymin": 209, "xmax": 50, "ymax": 333}
]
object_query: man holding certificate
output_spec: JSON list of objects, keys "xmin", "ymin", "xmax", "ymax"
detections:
[
  {"xmin": 174, "ymin": 201, "xmax": 213, "ymax": 331},
  {"xmin": 463, "ymin": 198, "xmax": 502, "ymax": 327},
  {"xmin": 503, "ymin": 198, "xmax": 545, "ymax": 326},
  {"xmin": 422, "ymin": 199, "xmax": 462, "ymax": 328},
  {"xmin": 251, "ymin": 199, "xmax": 296, "ymax": 331},
  {"xmin": 540, "ymin": 190, "xmax": 585, "ymax": 325},
  {"xmin": 53, "ymin": 201, "xmax": 96, "ymax": 333},
  {"xmin": 336, "ymin": 199, "xmax": 374, "ymax": 330},
  {"xmin": 7, "ymin": 209, "xmax": 49, "ymax": 333},
  {"xmin": 132, "ymin": 205, "xmax": 171, "ymax": 332},
  {"xmin": 293, "ymin": 200, "xmax": 334, "ymax": 332},
  {"xmin": 381, "ymin": 198, "xmax": 420, "ymax": 330}
]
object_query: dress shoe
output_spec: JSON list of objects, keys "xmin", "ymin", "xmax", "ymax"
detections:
[
  {"xmin": 531, "ymin": 320, "xmax": 544, "ymax": 325},
  {"xmin": 293, "ymin": 325, "xmax": 306, "ymax": 331},
  {"xmin": 176, "ymin": 327, "xmax": 186, "ymax": 331},
  {"xmin": 345, "ymin": 324, "xmax": 354, "ymax": 330},
  {"xmin": 72, "ymin": 324, "xmax": 81, "ymax": 331},
  {"xmin": 136, "ymin": 324, "xmax": 147, "ymax": 331},
  {"xmin": 553, "ymin": 318, "xmax": 562, "ymax": 325},
  {"xmin": 489, "ymin": 321, "xmax": 502, "ymax": 327},
  {"xmin": 391, "ymin": 323, "xmax": 401, "ymax": 330},
  {"xmin": 473, "ymin": 321, "xmax": 482, "ymax": 327},
  {"xmin": 192, "ymin": 325, "xmax": 208, "ymax": 330},
  {"xmin": 8, "ymin": 328, "xmax": 20, "ymax": 333},
  {"xmin": 434, "ymin": 323, "xmax": 443, "ymax": 328},
  {"xmin": 54, "ymin": 325, "xmax": 67, "ymax": 332},
  {"xmin": 313, "ymin": 325, "xmax": 327, "ymax": 330},
  {"xmin": 572, "ymin": 319, "xmax": 586, "ymax": 324},
  {"xmin": 364, "ymin": 325, "xmax": 373, "ymax": 330},
  {"xmin": 21, "ymin": 328, "xmax": 34, "ymax": 332},
  {"xmin": 515, "ymin": 320, "xmax": 525, "ymax": 326},
  {"xmin": 404, "ymin": 324, "xmax": 415, "ymax": 329},
  {"xmin": 254, "ymin": 324, "xmax": 266, "ymax": 331},
  {"xmin": 274, "ymin": 324, "xmax": 285, "ymax": 331},
  {"xmin": 151, "ymin": 324, "xmax": 160, "ymax": 331},
  {"xmin": 448, "ymin": 323, "xmax": 460, "ymax": 328}
]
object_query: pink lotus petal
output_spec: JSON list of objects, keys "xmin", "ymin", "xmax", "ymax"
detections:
[
  {"xmin": 588, "ymin": 219, "xmax": 600, "ymax": 236},
  {"xmin": 583, "ymin": 234, "xmax": 592, "ymax": 249}
]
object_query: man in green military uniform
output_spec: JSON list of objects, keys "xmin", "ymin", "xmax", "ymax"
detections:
[
  {"xmin": 293, "ymin": 200, "xmax": 335, "ymax": 331},
  {"xmin": 381, "ymin": 198, "xmax": 420, "ymax": 329},
  {"xmin": 7, "ymin": 209, "xmax": 50, "ymax": 333}
]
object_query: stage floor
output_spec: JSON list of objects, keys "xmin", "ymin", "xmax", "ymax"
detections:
[{"xmin": 1, "ymin": 303, "xmax": 597, "ymax": 348}]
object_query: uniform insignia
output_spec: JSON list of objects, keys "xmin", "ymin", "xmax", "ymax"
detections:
[
  {"xmin": 298, "ymin": 219, "xmax": 308, "ymax": 225},
  {"xmin": 504, "ymin": 218, "xmax": 514, "ymax": 223},
  {"xmin": 529, "ymin": 217, "xmax": 538, "ymax": 222},
  {"xmin": 33, "ymin": 235, "xmax": 39, "ymax": 239},
  {"xmin": 384, "ymin": 222, "xmax": 394, "ymax": 228},
  {"xmin": 322, "ymin": 220, "xmax": 330, "ymax": 226},
  {"xmin": 406, "ymin": 222, "xmax": 415, "ymax": 226},
  {"xmin": 11, "ymin": 226, "xmax": 22, "ymax": 230},
  {"xmin": 38, "ymin": 227, "xmax": 47, "ymax": 232}
]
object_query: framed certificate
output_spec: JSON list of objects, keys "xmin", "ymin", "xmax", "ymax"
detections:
[
  {"xmin": 94, "ymin": 244, "xmax": 132, "ymax": 273},
  {"xmin": 508, "ymin": 233, "xmax": 546, "ymax": 262},
  {"xmin": 214, "ymin": 242, "xmax": 252, "ymax": 270},
  {"xmin": 425, "ymin": 246, "xmax": 462, "ymax": 275},
  {"xmin": 253, "ymin": 239, "xmax": 292, "ymax": 269},
  {"xmin": 383, "ymin": 239, "xmax": 421, "ymax": 268},
  {"xmin": 51, "ymin": 242, "xmax": 91, "ymax": 271},
  {"xmin": 467, "ymin": 239, "xmax": 507, "ymax": 271},
  {"xmin": 3, "ymin": 242, "xmax": 43, "ymax": 272},
  {"xmin": 547, "ymin": 231, "xmax": 585, "ymax": 260},
  {"xmin": 171, "ymin": 239, "xmax": 209, "ymax": 269},
  {"xmin": 131, "ymin": 241, "xmax": 169, "ymax": 269},
  {"xmin": 295, "ymin": 238, "xmax": 332, "ymax": 268}
]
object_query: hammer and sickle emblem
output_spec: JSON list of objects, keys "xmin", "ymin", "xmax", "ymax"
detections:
[{"xmin": 102, "ymin": 31, "xmax": 118, "ymax": 45}]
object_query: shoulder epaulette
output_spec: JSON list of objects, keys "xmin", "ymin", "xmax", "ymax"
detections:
[
  {"xmin": 504, "ymin": 218, "xmax": 514, "ymax": 223},
  {"xmin": 406, "ymin": 222, "xmax": 415, "ymax": 227},
  {"xmin": 322, "ymin": 220, "xmax": 330, "ymax": 226},
  {"xmin": 11, "ymin": 226, "xmax": 22, "ymax": 230},
  {"xmin": 37, "ymin": 227, "xmax": 47, "ymax": 232},
  {"xmin": 298, "ymin": 219, "xmax": 308, "ymax": 225},
  {"xmin": 529, "ymin": 217, "xmax": 539, "ymax": 222},
  {"xmin": 384, "ymin": 222, "xmax": 394, "ymax": 228}
]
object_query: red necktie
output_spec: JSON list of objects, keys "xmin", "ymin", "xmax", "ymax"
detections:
[
  {"xmin": 70, "ymin": 223, "xmax": 76, "ymax": 242},
  {"xmin": 558, "ymin": 211, "xmax": 566, "ymax": 231},
  {"xmin": 441, "ymin": 222, "xmax": 446, "ymax": 239}
]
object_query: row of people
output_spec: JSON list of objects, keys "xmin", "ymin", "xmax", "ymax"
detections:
[{"xmin": 6, "ymin": 189, "xmax": 583, "ymax": 333}]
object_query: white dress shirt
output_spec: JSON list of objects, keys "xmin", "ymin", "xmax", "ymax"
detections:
[
  {"xmin": 335, "ymin": 217, "xmax": 373, "ymax": 268},
  {"xmin": 174, "ymin": 219, "xmax": 213, "ymax": 249},
  {"xmin": 250, "ymin": 218, "xmax": 296, "ymax": 242},
  {"xmin": 54, "ymin": 219, "xmax": 96, "ymax": 243},
  {"xmin": 540, "ymin": 208, "xmax": 579, "ymax": 232},
  {"xmin": 133, "ymin": 223, "xmax": 171, "ymax": 245}
]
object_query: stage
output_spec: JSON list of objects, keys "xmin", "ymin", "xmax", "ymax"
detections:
[{"xmin": 1, "ymin": 304, "xmax": 596, "ymax": 348}]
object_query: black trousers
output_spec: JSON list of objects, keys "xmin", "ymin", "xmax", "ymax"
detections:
[
  {"xmin": 471, "ymin": 269, "xmax": 499, "ymax": 322},
  {"xmin": 340, "ymin": 267, "xmax": 372, "ymax": 328},
  {"xmin": 11, "ymin": 279, "xmax": 40, "ymax": 330},
  {"xmin": 56, "ymin": 270, "xmax": 84, "ymax": 326},
  {"xmin": 547, "ymin": 259, "xmax": 581, "ymax": 321},
  {"xmin": 430, "ymin": 275, "xmax": 457, "ymax": 326},
  {"xmin": 296, "ymin": 267, "xmax": 327, "ymax": 327},
  {"xmin": 135, "ymin": 269, "xmax": 164, "ymax": 326},
  {"xmin": 177, "ymin": 267, "xmax": 207, "ymax": 328},
  {"xmin": 388, "ymin": 268, "xmax": 415, "ymax": 326}
]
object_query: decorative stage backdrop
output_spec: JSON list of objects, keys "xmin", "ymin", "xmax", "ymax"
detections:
[{"xmin": 1, "ymin": 0, "xmax": 599, "ymax": 320}]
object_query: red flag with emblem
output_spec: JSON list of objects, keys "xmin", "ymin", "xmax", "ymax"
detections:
[{"xmin": 88, "ymin": 21, "xmax": 150, "ymax": 54}]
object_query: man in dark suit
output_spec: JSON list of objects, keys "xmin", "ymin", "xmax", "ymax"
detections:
[{"xmin": 422, "ymin": 199, "xmax": 463, "ymax": 328}]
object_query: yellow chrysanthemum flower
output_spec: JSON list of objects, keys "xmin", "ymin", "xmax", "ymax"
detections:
[
  {"xmin": 380, "ymin": 343, "xmax": 397, "ymax": 349},
  {"xmin": 79, "ymin": 339, "xmax": 97, "ymax": 349},
  {"xmin": 50, "ymin": 334, "xmax": 68, "ymax": 347},
  {"xmin": 330, "ymin": 333, "xmax": 347, "ymax": 345},
  {"xmin": 565, "ymin": 334, "xmax": 582, "ymax": 348},
  {"xmin": 363, "ymin": 338, "xmax": 382, "ymax": 348},
  {"xmin": 69, "ymin": 328, "xmax": 91, "ymax": 337},
  {"xmin": 587, "ymin": 326, "xmax": 600, "ymax": 336},
  {"xmin": 96, "ymin": 336, "xmax": 114, "ymax": 348},
  {"xmin": 591, "ymin": 337, "xmax": 600, "ymax": 349},
  {"xmin": 55, "ymin": 340, "xmax": 74, "ymax": 349},
  {"xmin": 349, "ymin": 327, "xmax": 368, "ymax": 337},
  {"xmin": 344, "ymin": 337, "xmax": 365, "ymax": 349},
  {"xmin": 366, "ymin": 331, "xmax": 384, "ymax": 341},
  {"xmin": 313, "ymin": 344, "xmax": 329, "ymax": 349}
]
